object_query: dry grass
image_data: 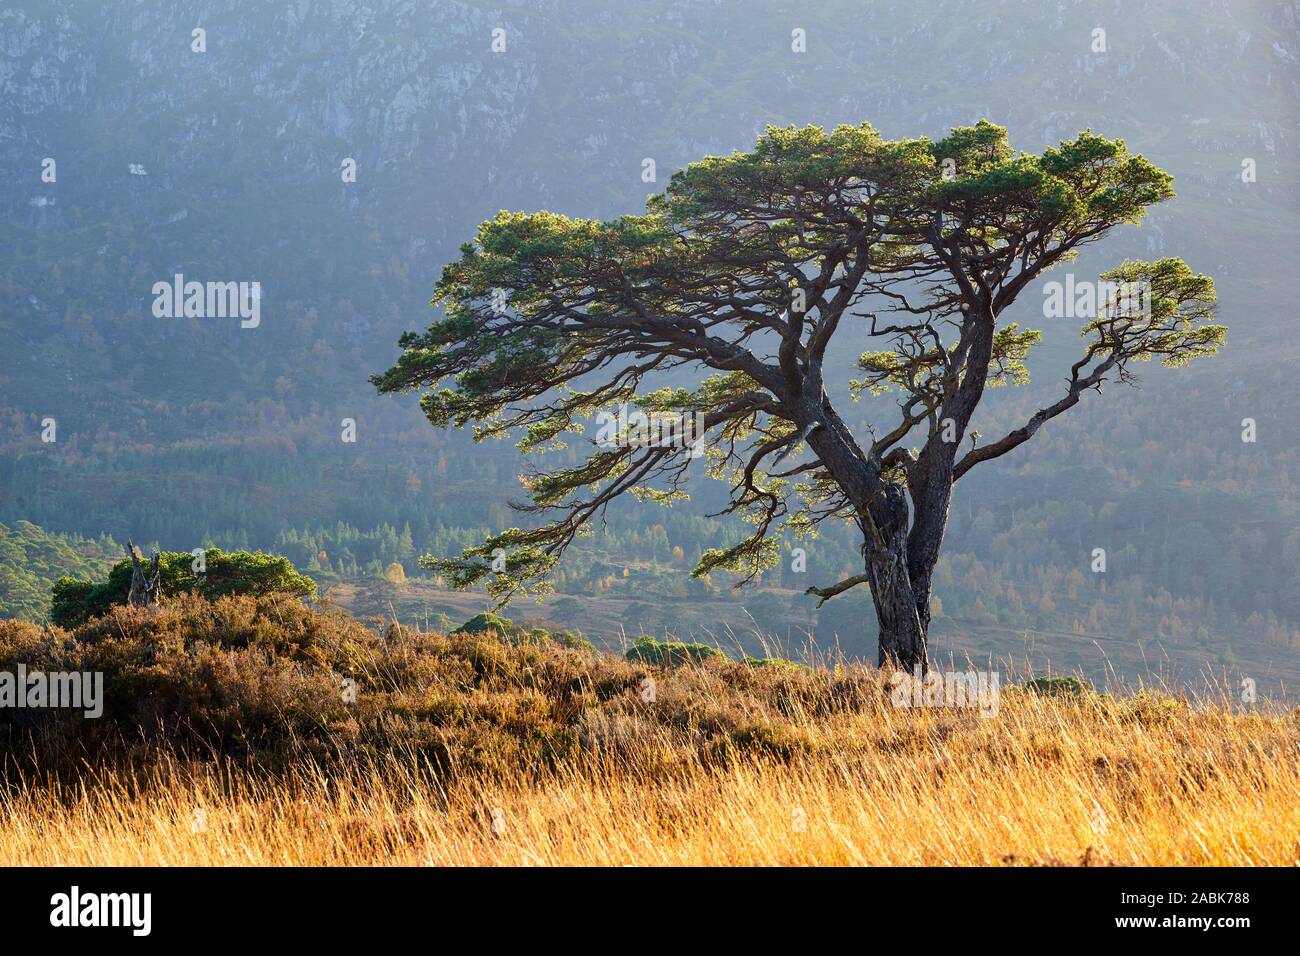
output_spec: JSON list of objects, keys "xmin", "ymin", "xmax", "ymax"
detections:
[
  {"xmin": 2, "ymin": 689, "xmax": 1297, "ymax": 866},
  {"xmin": 1, "ymin": 594, "xmax": 1296, "ymax": 865}
]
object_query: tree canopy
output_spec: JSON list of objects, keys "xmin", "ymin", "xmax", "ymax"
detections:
[{"xmin": 375, "ymin": 120, "xmax": 1222, "ymax": 667}]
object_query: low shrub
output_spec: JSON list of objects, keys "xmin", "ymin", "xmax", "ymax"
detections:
[
  {"xmin": 455, "ymin": 611, "xmax": 518, "ymax": 637},
  {"xmin": 50, "ymin": 548, "xmax": 315, "ymax": 629},
  {"xmin": 742, "ymin": 656, "xmax": 809, "ymax": 671},
  {"xmin": 455, "ymin": 612, "xmax": 596, "ymax": 654},
  {"xmin": 1024, "ymin": 675, "xmax": 1093, "ymax": 697},
  {"xmin": 625, "ymin": 636, "xmax": 727, "ymax": 667}
]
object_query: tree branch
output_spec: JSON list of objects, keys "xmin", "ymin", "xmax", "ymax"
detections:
[{"xmin": 806, "ymin": 573, "xmax": 871, "ymax": 607}]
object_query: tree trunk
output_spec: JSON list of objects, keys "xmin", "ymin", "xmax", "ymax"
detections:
[
  {"xmin": 868, "ymin": 550, "xmax": 928, "ymax": 671},
  {"xmin": 126, "ymin": 541, "xmax": 162, "ymax": 609},
  {"xmin": 859, "ymin": 483, "xmax": 930, "ymax": 672}
]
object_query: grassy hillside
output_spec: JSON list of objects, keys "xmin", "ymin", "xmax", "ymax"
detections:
[{"xmin": 1, "ymin": 594, "xmax": 1295, "ymax": 865}]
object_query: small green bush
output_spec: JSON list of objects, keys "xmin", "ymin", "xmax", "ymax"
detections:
[
  {"xmin": 455, "ymin": 613, "xmax": 595, "ymax": 653},
  {"xmin": 742, "ymin": 656, "xmax": 809, "ymax": 671},
  {"xmin": 50, "ymin": 548, "xmax": 315, "ymax": 629},
  {"xmin": 625, "ymin": 636, "xmax": 726, "ymax": 667},
  {"xmin": 455, "ymin": 612, "xmax": 519, "ymax": 636},
  {"xmin": 1024, "ymin": 675, "xmax": 1093, "ymax": 697}
]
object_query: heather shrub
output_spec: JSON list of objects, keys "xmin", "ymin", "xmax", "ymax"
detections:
[{"xmin": 0, "ymin": 592, "xmax": 890, "ymax": 780}]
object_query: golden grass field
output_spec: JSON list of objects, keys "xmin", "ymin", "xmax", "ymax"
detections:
[
  {"xmin": 2, "ymin": 595, "xmax": 1296, "ymax": 866},
  {"xmin": 2, "ymin": 683, "xmax": 1296, "ymax": 866}
]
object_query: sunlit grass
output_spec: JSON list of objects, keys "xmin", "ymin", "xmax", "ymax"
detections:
[{"xmin": 3, "ymin": 686, "xmax": 1295, "ymax": 866}]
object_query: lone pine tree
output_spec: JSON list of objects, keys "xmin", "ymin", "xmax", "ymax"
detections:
[{"xmin": 374, "ymin": 121, "xmax": 1223, "ymax": 671}]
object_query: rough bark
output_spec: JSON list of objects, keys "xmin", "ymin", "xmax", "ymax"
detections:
[
  {"xmin": 868, "ymin": 550, "xmax": 928, "ymax": 671},
  {"xmin": 862, "ymin": 474, "xmax": 932, "ymax": 671}
]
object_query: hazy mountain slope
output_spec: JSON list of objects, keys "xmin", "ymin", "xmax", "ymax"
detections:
[
  {"xmin": 0, "ymin": 520, "xmax": 118, "ymax": 620},
  {"xmin": 1, "ymin": 0, "xmax": 1297, "ymax": 669},
  {"xmin": 3, "ymin": 0, "xmax": 1296, "ymax": 418}
]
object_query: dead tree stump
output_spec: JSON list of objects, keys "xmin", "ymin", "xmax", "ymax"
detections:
[{"xmin": 126, "ymin": 540, "xmax": 162, "ymax": 608}]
